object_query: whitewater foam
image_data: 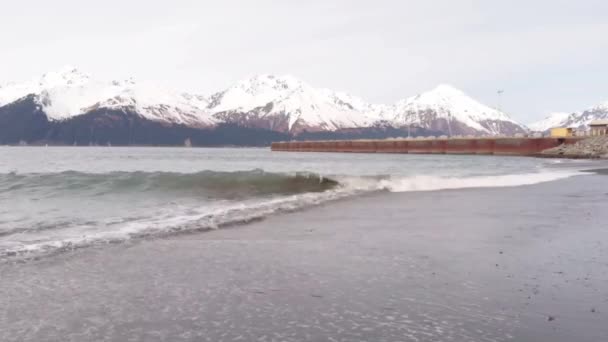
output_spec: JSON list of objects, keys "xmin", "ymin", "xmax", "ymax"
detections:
[
  {"xmin": 375, "ymin": 171, "xmax": 578, "ymax": 193},
  {"xmin": 0, "ymin": 179, "xmax": 361, "ymax": 260},
  {"xmin": 0, "ymin": 168, "xmax": 581, "ymax": 261}
]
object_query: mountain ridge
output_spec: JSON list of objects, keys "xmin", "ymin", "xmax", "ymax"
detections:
[
  {"xmin": 527, "ymin": 104, "xmax": 608, "ymax": 132},
  {"xmin": 389, "ymin": 84, "xmax": 524, "ymax": 136},
  {"xmin": 1, "ymin": 67, "xmax": 532, "ymax": 145}
]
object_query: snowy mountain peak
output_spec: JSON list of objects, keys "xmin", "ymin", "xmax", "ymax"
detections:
[
  {"xmin": 406, "ymin": 84, "xmax": 490, "ymax": 109},
  {"xmin": 391, "ymin": 84, "xmax": 523, "ymax": 135},
  {"xmin": 0, "ymin": 67, "xmax": 214, "ymax": 125},
  {"xmin": 528, "ymin": 99, "xmax": 608, "ymax": 132},
  {"xmin": 0, "ymin": 66, "xmax": 91, "ymax": 106},
  {"xmin": 39, "ymin": 65, "xmax": 90, "ymax": 87},
  {"xmin": 527, "ymin": 112, "xmax": 572, "ymax": 132},
  {"xmin": 208, "ymin": 74, "xmax": 382, "ymax": 132},
  {"xmin": 320, "ymin": 89, "xmax": 374, "ymax": 113},
  {"xmin": 111, "ymin": 78, "xmax": 136, "ymax": 87},
  {"xmin": 1, "ymin": 68, "xmax": 529, "ymax": 136},
  {"xmin": 232, "ymin": 74, "xmax": 305, "ymax": 95},
  {"xmin": 429, "ymin": 83, "xmax": 467, "ymax": 97},
  {"xmin": 590, "ymin": 101, "xmax": 608, "ymax": 112},
  {"xmin": 208, "ymin": 74, "xmax": 314, "ymax": 114}
]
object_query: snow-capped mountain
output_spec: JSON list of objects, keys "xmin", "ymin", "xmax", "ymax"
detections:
[
  {"xmin": 389, "ymin": 84, "xmax": 526, "ymax": 136},
  {"xmin": 527, "ymin": 102, "xmax": 608, "ymax": 132},
  {"xmin": 527, "ymin": 112, "xmax": 573, "ymax": 132},
  {"xmin": 208, "ymin": 74, "xmax": 381, "ymax": 133},
  {"xmin": 561, "ymin": 102, "xmax": 608, "ymax": 129},
  {"xmin": 208, "ymin": 77, "xmax": 525, "ymax": 135},
  {"xmin": 0, "ymin": 66, "xmax": 90, "ymax": 106},
  {"xmin": 0, "ymin": 67, "xmax": 531, "ymax": 146},
  {"xmin": 0, "ymin": 66, "xmax": 214, "ymax": 126}
]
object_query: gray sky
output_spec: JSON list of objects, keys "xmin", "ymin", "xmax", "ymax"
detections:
[{"xmin": 1, "ymin": 0, "xmax": 606, "ymax": 122}]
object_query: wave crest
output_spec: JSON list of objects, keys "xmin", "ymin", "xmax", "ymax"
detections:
[
  {"xmin": 0, "ymin": 168, "xmax": 579, "ymax": 261},
  {"xmin": 376, "ymin": 172, "xmax": 577, "ymax": 192},
  {"xmin": 0, "ymin": 170, "xmax": 339, "ymax": 199}
]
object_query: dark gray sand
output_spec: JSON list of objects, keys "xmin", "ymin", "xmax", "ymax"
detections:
[{"xmin": 1, "ymin": 175, "xmax": 608, "ymax": 342}]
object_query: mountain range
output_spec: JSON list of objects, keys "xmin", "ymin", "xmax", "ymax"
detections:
[
  {"xmin": 0, "ymin": 66, "xmax": 601, "ymax": 146},
  {"xmin": 528, "ymin": 103, "xmax": 608, "ymax": 133}
]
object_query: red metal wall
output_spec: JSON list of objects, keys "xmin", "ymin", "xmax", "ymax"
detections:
[{"xmin": 270, "ymin": 137, "xmax": 582, "ymax": 156}]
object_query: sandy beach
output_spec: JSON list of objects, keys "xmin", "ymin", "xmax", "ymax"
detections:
[
  {"xmin": 2, "ymin": 1, "xmax": 608, "ymax": 341},
  {"xmin": 1, "ymin": 173, "xmax": 607, "ymax": 342}
]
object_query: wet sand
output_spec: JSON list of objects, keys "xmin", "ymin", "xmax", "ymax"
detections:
[{"xmin": 1, "ymin": 175, "xmax": 608, "ymax": 341}]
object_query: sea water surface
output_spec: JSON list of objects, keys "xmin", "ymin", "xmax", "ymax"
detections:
[{"xmin": 0, "ymin": 146, "xmax": 586, "ymax": 259}]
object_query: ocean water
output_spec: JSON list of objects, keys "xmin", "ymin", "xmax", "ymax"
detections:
[{"xmin": 0, "ymin": 146, "xmax": 584, "ymax": 259}]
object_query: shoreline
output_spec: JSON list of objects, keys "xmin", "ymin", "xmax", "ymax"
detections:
[
  {"xmin": 2, "ymin": 143, "xmax": 606, "ymax": 160},
  {"xmin": 2, "ymin": 165, "xmax": 595, "ymax": 263},
  {"xmin": 2, "ymin": 174, "xmax": 607, "ymax": 341},
  {"xmin": 540, "ymin": 136, "xmax": 608, "ymax": 159}
]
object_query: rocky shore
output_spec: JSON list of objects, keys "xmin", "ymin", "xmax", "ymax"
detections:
[{"xmin": 542, "ymin": 136, "xmax": 608, "ymax": 159}]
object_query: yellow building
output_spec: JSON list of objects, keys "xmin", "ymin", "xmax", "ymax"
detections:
[{"xmin": 550, "ymin": 127, "xmax": 574, "ymax": 138}]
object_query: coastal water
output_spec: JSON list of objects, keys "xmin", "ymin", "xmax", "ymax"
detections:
[
  {"xmin": 2, "ymin": 146, "xmax": 608, "ymax": 342},
  {"xmin": 0, "ymin": 146, "xmax": 585, "ymax": 259}
]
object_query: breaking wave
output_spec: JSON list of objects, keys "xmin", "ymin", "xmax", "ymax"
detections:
[
  {"xmin": 374, "ymin": 171, "xmax": 578, "ymax": 192},
  {"xmin": 1, "ymin": 187, "xmax": 359, "ymax": 260},
  {"xmin": 0, "ymin": 168, "xmax": 579, "ymax": 261},
  {"xmin": 0, "ymin": 170, "xmax": 339, "ymax": 199}
]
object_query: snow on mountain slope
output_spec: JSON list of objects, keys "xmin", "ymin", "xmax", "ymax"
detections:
[
  {"xmin": 208, "ymin": 74, "xmax": 300, "ymax": 113},
  {"xmin": 208, "ymin": 74, "xmax": 380, "ymax": 132},
  {"xmin": 2, "ymin": 68, "xmax": 530, "ymax": 136},
  {"xmin": 1, "ymin": 66, "xmax": 214, "ymax": 126},
  {"xmin": 528, "ymin": 101, "xmax": 608, "ymax": 132},
  {"xmin": 0, "ymin": 66, "xmax": 90, "ymax": 106},
  {"xmin": 527, "ymin": 112, "xmax": 572, "ymax": 132},
  {"xmin": 40, "ymin": 79, "xmax": 214, "ymax": 126},
  {"xmin": 560, "ymin": 102, "xmax": 608, "ymax": 129},
  {"xmin": 391, "ymin": 84, "xmax": 525, "ymax": 135}
]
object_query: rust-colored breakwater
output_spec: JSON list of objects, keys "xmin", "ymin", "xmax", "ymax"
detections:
[{"xmin": 271, "ymin": 137, "xmax": 583, "ymax": 156}]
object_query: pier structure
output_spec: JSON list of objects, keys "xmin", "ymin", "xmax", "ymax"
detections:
[{"xmin": 271, "ymin": 137, "xmax": 582, "ymax": 156}]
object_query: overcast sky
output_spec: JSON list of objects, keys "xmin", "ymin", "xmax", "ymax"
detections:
[{"xmin": 1, "ymin": 0, "xmax": 606, "ymax": 122}]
